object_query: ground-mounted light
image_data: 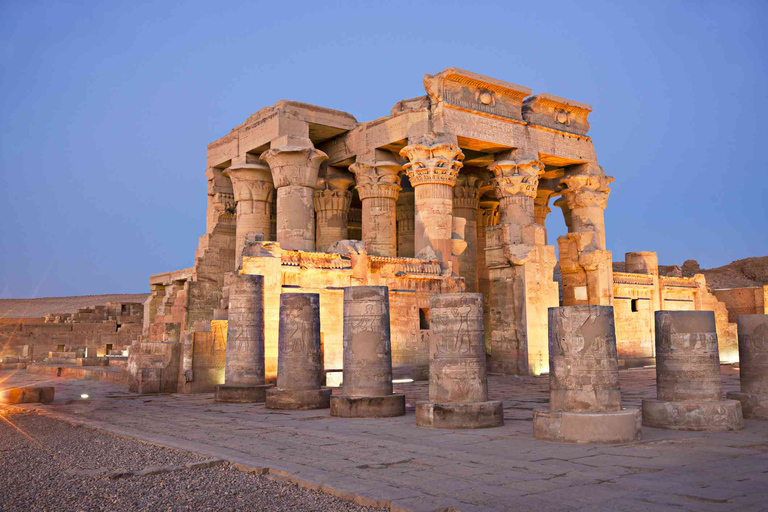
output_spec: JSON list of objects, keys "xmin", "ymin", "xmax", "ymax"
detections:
[
  {"xmin": 80, "ymin": 394, "xmax": 89, "ymax": 399},
  {"xmin": 392, "ymin": 378, "xmax": 413, "ymax": 384}
]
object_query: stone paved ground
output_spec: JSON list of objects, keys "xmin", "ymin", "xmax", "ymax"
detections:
[{"xmin": 1, "ymin": 366, "xmax": 767, "ymax": 511}]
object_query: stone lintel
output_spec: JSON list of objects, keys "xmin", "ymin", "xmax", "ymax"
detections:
[
  {"xmin": 425, "ymin": 68, "xmax": 531, "ymax": 122},
  {"xmin": 523, "ymin": 93, "xmax": 592, "ymax": 136}
]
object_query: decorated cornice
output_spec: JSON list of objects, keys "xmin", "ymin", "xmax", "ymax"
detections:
[
  {"xmin": 560, "ymin": 173, "xmax": 615, "ymax": 210},
  {"xmin": 487, "ymin": 159, "xmax": 544, "ymax": 199},
  {"xmin": 452, "ymin": 175, "xmax": 481, "ymax": 210},
  {"xmin": 349, "ymin": 160, "xmax": 402, "ymax": 201},
  {"xmin": 400, "ymin": 142, "xmax": 464, "ymax": 187},
  {"xmin": 260, "ymin": 146, "xmax": 328, "ymax": 189}
]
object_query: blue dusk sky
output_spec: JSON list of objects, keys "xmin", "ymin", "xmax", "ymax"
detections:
[{"xmin": 1, "ymin": 1, "xmax": 766, "ymax": 298}]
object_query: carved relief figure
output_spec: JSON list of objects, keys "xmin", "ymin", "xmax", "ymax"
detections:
[{"xmin": 282, "ymin": 306, "xmax": 308, "ymax": 355}]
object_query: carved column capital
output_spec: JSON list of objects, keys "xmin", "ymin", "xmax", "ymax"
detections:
[
  {"xmin": 560, "ymin": 174, "xmax": 615, "ymax": 210},
  {"xmin": 487, "ymin": 159, "xmax": 544, "ymax": 199},
  {"xmin": 349, "ymin": 160, "xmax": 402, "ymax": 201},
  {"xmin": 313, "ymin": 188, "xmax": 353, "ymax": 212},
  {"xmin": 452, "ymin": 175, "xmax": 482, "ymax": 210},
  {"xmin": 400, "ymin": 142, "xmax": 464, "ymax": 187},
  {"xmin": 223, "ymin": 164, "xmax": 275, "ymax": 205},
  {"xmin": 260, "ymin": 146, "xmax": 328, "ymax": 188}
]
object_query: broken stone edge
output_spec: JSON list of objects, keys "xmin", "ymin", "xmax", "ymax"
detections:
[
  {"xmin": 330, "ymin": 394, "xmax": 406, "ymax": 418},
  {"xmin": 532, "ymin": 408, "xmax": 642, "ymax": 444},
  {"xmin": 265, "ymin": 387, "xmax": 332, "ymax": 410},
  {"xmin": 726, "ymin": 392, "xmax": 768, "ymax": 420},
  {"xmin": 641, "ymin": 399, "xmax": 744, "ymax": 431},
  {"xmin": 414, "ymin": 400, "xmax": 504, "ymax": 429}
]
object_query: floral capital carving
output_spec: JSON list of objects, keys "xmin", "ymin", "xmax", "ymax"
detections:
[
  {"xmin": 452, "ymin": 175, "xmax": 482, "ymax": 210},
  {"xmin": 488, "ymin": 159, "xmax": 544, "ymax": 199},
  {"xmin": 400, "ymin": 142, "xmax": 464, "ymax": 187},
  {"xmin": 349, "ymin": 160, "xmax": 402, "ymax": 201},
  {"xmin": 560, "ymin": 174, "xmax": 615, "ymax": 210}
]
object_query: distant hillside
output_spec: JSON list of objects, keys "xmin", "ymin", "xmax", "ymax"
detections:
[
  {"xmin": 0, "ymin": 293, "xmax": 149, "ymax": 319},
  {"xmin": 613, "ymin": 256, "xmax": 768, "ymax": 290}
]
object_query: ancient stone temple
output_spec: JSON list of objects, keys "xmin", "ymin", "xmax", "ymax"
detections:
[{"xmin": 134, "ymin": 68, "xmax": 742, "ymax": 393}]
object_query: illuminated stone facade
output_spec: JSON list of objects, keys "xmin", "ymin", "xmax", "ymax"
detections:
[{"xmin": 134, "ymin": 68, "xmax": 743, "ymax": 393}]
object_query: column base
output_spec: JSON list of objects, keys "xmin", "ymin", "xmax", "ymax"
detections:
[
  {"xmin": 533, "ymin": 408, "xmax": 641, "ymax": 443},
  {"xmin": 265, "ymin": 387, "xmax": 332, "ymax": 410},
  {"xmin": 415, "ymin": 400, "xmax": 504, "ymax": 429},
  {"xmin": 642, "ymin": 399, "xmax": 744, "ymax": 431},
  {"xmin": 215, "ymin": 384, "xmax": 273, "ymax": 403},
  {"xmin": 726, "ymin": 392, "xmax": 768, "ymax": 420},
  {"xmin": 330, "ymin": 394, "xmax": 406, "ymax": 418}
]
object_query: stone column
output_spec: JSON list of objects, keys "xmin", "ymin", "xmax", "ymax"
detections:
[
  {"xmin": 223, "ymin": 164, "xmax": 274, "ymax": 264},
  {"xmin": 727, "ymin": 315, "xmax": 768, "ymax": 419},
  {"xmin": 557, "ymin": 167, "xmax": 614, "ymax": 306},
  {"xmin": 215, "ymin": 274, "xmax": 273, "ymax": 403},
  {"xmin": 642, "ymin": 311, "xmax": 744, "ymax": 431},
  {"xmin": 533, "ymin": 306, "xmax": 641, "ymax": 443},
  {"xmin": 452, "ymin": 175, "xmax": 481, "ymax": 292},
  {"xmin": 349, "ymin": 159, "xmax": 402, "ymax": 256},
  {"xmin": 330, "ymin": 286, "xmax": 406, "ymax": 417},
  {"xmin": 396, "ymin": 187, "xmax": 415, "ymax": 257},
  {"xmin": 477, "ymin": 200, "xmax": 499, "ymax": 354},
  {"xmin": 266, "ymin": 293, "xmax": 331, "ymax": 409},
  {"xmin": 485, "ymin": 156, "xmax": 559, "ymax": 376},
  {"xmin": 415, "ymin": 293, "xmax": 503, "ymax": 429},
  {"xmin": 400, "ymin": 139, "xmax": 464, "ymax": 269},
  {"xmin": 313, "ymin": 173, "xmax": 354, "ymax": 252},
  {"xmin": 260, "ymin": 146, "xmax": 328, "ymax": 251},
  {"xmin": 533, "ymin": 196, "xmax": 552, "ymax": 244}
]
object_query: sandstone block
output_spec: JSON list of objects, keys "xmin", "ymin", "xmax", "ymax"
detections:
[{"xmin": 1, "ymin": 386, "xmax": 55, "ymax": 404}]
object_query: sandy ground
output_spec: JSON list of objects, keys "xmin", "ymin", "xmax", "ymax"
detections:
[{"xmin": 0, "ymin": 410, "xmax": 384, "ymax": 512}]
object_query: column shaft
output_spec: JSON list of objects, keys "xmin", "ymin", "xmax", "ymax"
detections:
[
  {"xmin": 349, "ymin": 160, "xmax": 402, "ymax": 257},
  {"xmin": 260, "ymin": 146, "xmax": 328, "ymax": 252},
  {"xmin": 400, "ymin": 140, "xmax": 464, "ymax": 269}
]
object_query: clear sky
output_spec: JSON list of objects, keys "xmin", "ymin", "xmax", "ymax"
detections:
[{"xmin": 1, "ymin": 1, "xmax": 766, "ymax": 298}]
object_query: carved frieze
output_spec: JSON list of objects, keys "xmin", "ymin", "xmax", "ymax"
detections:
[
  {"xmin": 522, "ymin": 93, "xmax": 592, "ymax": 136},
  {"xmin": 423, "ymin": 68, "xmax": 531, "ymax": 122}
]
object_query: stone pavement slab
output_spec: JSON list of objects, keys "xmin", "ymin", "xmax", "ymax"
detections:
[{"xmin": 1, "ymin": 366, "xmax": 766, "ymax": 511}]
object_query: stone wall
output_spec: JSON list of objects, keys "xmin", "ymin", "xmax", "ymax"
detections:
[
  {"xmin": 0, "ymin": 302, "xmax": 143, "ymax": 361},
  {"xmin": 713, "ymin": 286, "xmax": 768, "ymax": 323},
  {"xmin": 612, "ymin": 252, "xmax": 739, "ymax": 366}
]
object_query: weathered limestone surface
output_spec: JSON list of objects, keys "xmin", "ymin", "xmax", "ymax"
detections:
[
  {"xmin": 314, "ymin": 170, "xmax": 354, "ymax": 253},
  {"xmin": 223, "ymin": 163, "xmax": 274, "ymax": 264},
  {"xmin": 260, "ymin": 146, "xmax": 327, "ymax": 252},
  {"xmin": 557, "ymin": 167, "xmax": 614, "ymax": 308},
  {"xmin": 266, "ymin": 293, "xmax": 331, "ymax": 410},
  {"xmin": 642, "ymin": 311, "xmax": 744, "ymax": 431},
  {"xmin": 452, "ymin": 175, "xmax": 481, "ymax": 291},
  {"xmin": 727, "ymin": 315, "xmax": 768, "ymax": 419},
  {"xmin": 416, "ymin": 293, "xmax": 503, "ymax": 428},
  {"xmin": 396, "ymin": 187, "xmax": 415, "ymax": 257},
  {"xmin": 330, "ymin": 286, "xmax": 405, "ymax": 418},
  {"xmin": 215, "ymin": 274, "xmax": 272, "ymax": 403},
  {"xmin": 401, "ymin": 136, "xmax": 464, "ymax": 270},
  {"xmin": 350, "ymin": 157, "xmax": 402, "ymax": 257},
  {"xmin": 486, "ymin": 155, "xmax": 559, "ymax": 376},
  {"xmin": 533, "ymin": 306, "xmax": 641, "ymax": 443}
]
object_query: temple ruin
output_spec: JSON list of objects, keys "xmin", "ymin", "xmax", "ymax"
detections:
[{"xmin": 124, "ymin": 67, "xmax": 753, "ymax": 394}]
